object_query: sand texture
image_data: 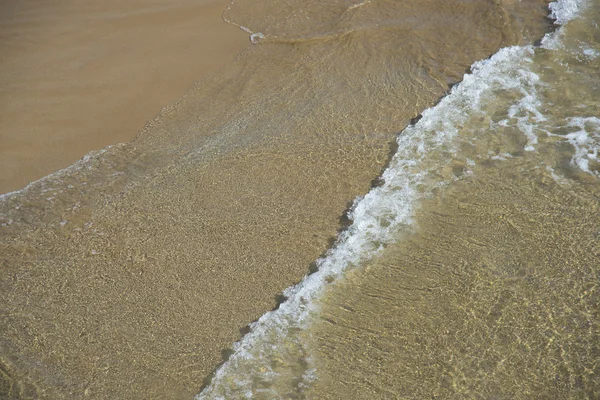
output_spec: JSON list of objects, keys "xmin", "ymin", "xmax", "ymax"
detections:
[{"xmin": 0, "ymin": 0, "xmax": 551, "ymax": 398}]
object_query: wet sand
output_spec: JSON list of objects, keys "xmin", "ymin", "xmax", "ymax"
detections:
[
  {"xmin": 0, "ymin": 0, "xmax": 551, "ymax": 399},
  {"xmin": 0, "ymin": 0, "xmax": 249, "ymax": 193}
]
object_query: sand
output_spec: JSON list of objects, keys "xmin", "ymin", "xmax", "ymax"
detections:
[
  {"xmin": 0, "ymin": 0, "xmax": 249, "ymax": 194},
  {"xmin": 0, "ymin": 0, "xmax": 552, "ymax": 399}
]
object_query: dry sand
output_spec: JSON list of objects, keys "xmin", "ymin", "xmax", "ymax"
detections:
[{"xmin": 0, "ymin": 0, "xmax": 248, "ymax": 193}]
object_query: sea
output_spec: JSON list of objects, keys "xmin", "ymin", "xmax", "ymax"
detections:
[
  {"xmin": 1, "ymin": 0, "xmax": 598, "ymax": 398},
  {"xmin": 199, "ymin": 0, "xmax": 600, "ymax": 398}
]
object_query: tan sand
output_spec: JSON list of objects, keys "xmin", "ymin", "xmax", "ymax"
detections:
[
  {"xmin": 0, "ymin": 1, "xmax": 551, "ymax": 399},
  {"xmin": 0, "ymin": 0, "xmax": 248, "ymax": 194}
]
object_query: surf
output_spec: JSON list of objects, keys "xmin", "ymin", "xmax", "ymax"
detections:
[{"xmin": 196, "ymin": 0, "xmax": 593, "ymax": 397}]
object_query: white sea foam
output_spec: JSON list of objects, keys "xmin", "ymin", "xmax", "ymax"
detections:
[
  {"xmin": 549, "ymin": 0, "xmax": 583, "ymax": 25},
  {"xmin": 197, "ymin": 46, "xmax": 540, "ymax": 400},
  {"xmin": 562, "ymin": 117, "xmax": 600, "ymax": 176},
  {"xmin": 541, "ymin": 0, "xmax": 599, "ymax": 178},
  {"xmin": 543, "ymin": 0, "xmax": 587, "ymax": 48},
  {"xmin": 583, "ymin": 47, "xmax": 600, "ymax": 59},
  {"xmin": 495, "ymin": 60, "xmax": 544, "ymax": 152},
  {"xmin": 197, "ymin": 0, "xmax": 588, "ymax": 397}
]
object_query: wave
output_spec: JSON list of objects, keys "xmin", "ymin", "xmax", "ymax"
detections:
[{"xmin": 196, "ymin": 0, "xmax": 589, "ymax": 398}]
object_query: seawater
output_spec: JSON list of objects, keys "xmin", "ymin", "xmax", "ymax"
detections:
[
  {"xmin": 0, "ymin": 0, "xmax": 589, "ymax": 399},
  {"xmin": 199, "ymin": 0, "xmax": 600, "ymax": 398}
]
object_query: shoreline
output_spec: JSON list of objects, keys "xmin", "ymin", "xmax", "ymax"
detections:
[
  {"xmin": 0, "ymin": 0, "xmax": 249, "ymax": 194},
  {"xmin": 0, "ymin": 1, "xmax": 553, "ymax": 398}
]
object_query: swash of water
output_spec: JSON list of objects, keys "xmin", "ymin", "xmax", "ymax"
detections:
[
  {"xmin": 199, "ymin": 0, "xmax": 600, "ymax": 398},
  {"xmin": 1, "ymin": 0, "xmax": 594, "ymax": 398}
]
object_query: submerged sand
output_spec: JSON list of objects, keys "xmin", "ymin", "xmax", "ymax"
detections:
[
  {"xmin": 1, "ymin": 0, "xmax": 551, "ymax": 398},
  {"xmin": 311, "ymin": 162, "xmax": 600, "ymax": 398},
  {"xmin": 0, "ymin": 0, "xmax": 248, "ymax": 193}
]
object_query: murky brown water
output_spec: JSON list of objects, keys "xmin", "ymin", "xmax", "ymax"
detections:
[{"xmin": 1, "ymin": 0, "xmax": 553, "ymax": 398}]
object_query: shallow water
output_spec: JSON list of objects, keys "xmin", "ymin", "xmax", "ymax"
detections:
[
  {"xmin": 310, "ymin": 3, "xmax": 600, "ymax": 399},
  {"xmin": 199, "ymin": 0, "xmax": 600, "ymax": 398},
  {"xmin": 0, "ymin": 0, "xmax": 568, "ymax": 398},
  {"xmin": 312, "ymin": 163, "xmax": 600, "ymax": 399}
]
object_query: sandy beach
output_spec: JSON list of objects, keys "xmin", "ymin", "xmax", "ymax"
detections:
[
  {"xmin": 0, "ymin": 0, "xmax": 248, "ymax": 193},
  {"xmin": 0, "ymin": 0, "xmax": 554, "ymax": 398}
]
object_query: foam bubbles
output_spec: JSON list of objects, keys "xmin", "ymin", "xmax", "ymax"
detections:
[
  {"xmin": 564, "ymin": 117, "xmax": 600, "ymax": 175},
  {"xmin": 197, "ymin": 45, "xmax": 539, "ymax": 400},
  {"xmin": 543, "ymin": 0, "xmax": 587, "ymax": 49},
  {"xmin": 549, "ymin": 0, "xmax": 584, "ymax": 25}
]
